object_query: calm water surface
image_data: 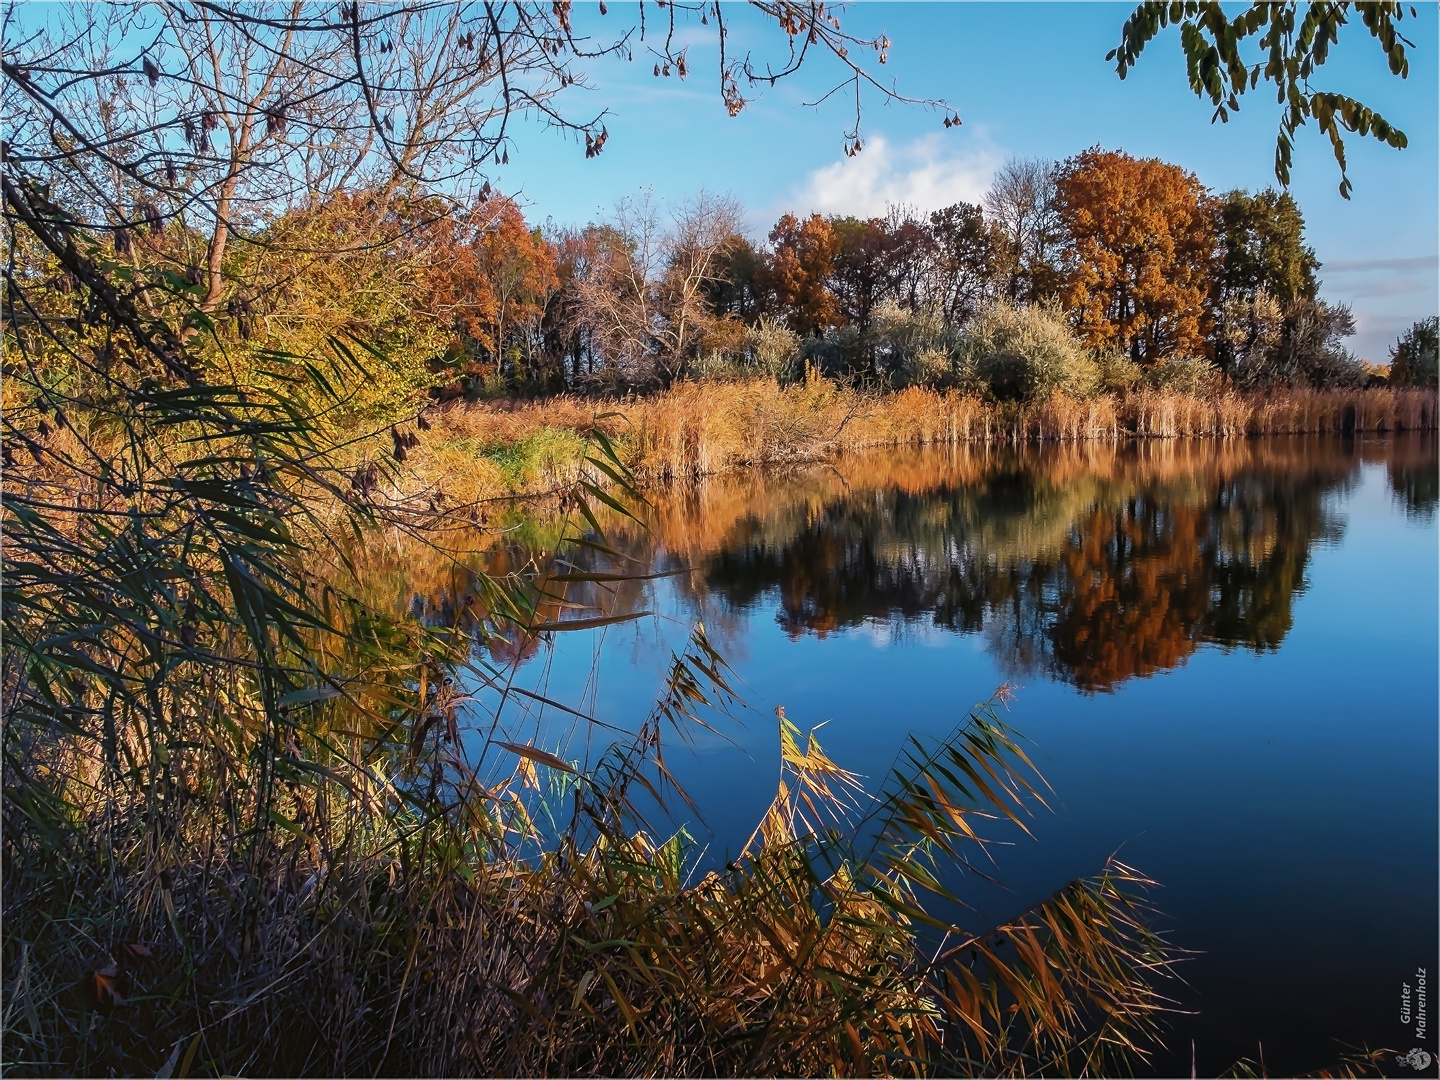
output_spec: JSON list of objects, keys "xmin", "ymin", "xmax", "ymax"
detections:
[{"xmin": 408, "ymin": 435, "xmax": 1438, "ymax": 1077}]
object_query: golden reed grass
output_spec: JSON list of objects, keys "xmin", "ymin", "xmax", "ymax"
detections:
[{"xmin": 394, "ymin": 381, "xmax": 1438, "ymax": 501}]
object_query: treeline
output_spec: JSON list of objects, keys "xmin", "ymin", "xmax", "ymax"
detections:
[
  {"xmin": 18, "ymin": 144, "xmax": 1435, "ymax": 418},
  {"xmin": 130, "ymin": 147, "xmax": 1431, "ymax": 411}
]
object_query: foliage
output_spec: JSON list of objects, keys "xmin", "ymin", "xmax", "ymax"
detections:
[
  {"xmin": 959, "ymin": 301, "xmax": 1102, "ymax": 402},
  {"xmin": 1107, "ymin": 1, "xmax": 1416, "ymax": 198},
  {"xmin": 828, "ymin": 210, "xmax": 935, "ymax": 349},
  {"xmin": 762, "ymin": 212, "xmax": 845, "ymax": 338},
  {"xmin": 869, "ymin": 301, "xmax": 966, "ymax": 389},
  {"xmin": 238, "ymin": 191, "xmax": 453, "ymax": 417},
  {"xmin": 1218, "ymin": 290, "xmax": 1287, "ymax": 382},
  {"xmin": 690, "ymin": 313, "xmax": 804, "ymax": 384},
  {"xmin": 1096, "ymin": 349, "xmax": 1146, "ymax": 394},
  {"xmin": 1146, "ymin": 355, "xmax": 1223, "ymax": 395},
  {"xmin": 1217, "ymin": 189, "xmax": 1320, "ymax": 307},
  {"xmin": 1389, "ymin": 316, "xmax": 1439, "ymax": 388},
  {"xmin": 1055, "ymin": 148, "xmax": 1218, "ymax": 365},
  {"xmin": 1230, "ymin": 298, "xmax": 1366, "ymax": 389},
  {"xmin": 928, "ymin": 201, "xmax": 1008, "ymax": 323},
  {"xmin": 419, "ymin": 192, "xmax": 561, "ymax": 391}
]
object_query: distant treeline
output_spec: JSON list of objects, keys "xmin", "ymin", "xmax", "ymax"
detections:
[{"xmin": 15, "ymin": 146, "xmax": 1438, "ymax": 419}]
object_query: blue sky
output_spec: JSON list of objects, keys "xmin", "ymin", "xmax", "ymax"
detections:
[{"xmin": 493, "ymin": 2, "xmax": 1438, "ymax": 363}]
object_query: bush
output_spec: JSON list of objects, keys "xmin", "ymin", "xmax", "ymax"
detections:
[
  {"xmin": 869, "ymin": 302, "xmax": 968, "ymax": 388},
  {"xmin": 959, "ymin": 300, "xmax": 1100, "ymax": 401},
  {"xmin": 1096, "ymin": 349, "xmax": 1144, "ymax": 394},
  {"xmin": 747, "ymin": 314, "xmax": 803, "ymax": 383},
  {"xmin": 1145, "ymin": 355, "xmax": 1221, "ymax": 396},
  {"xmin": 1231, "ymin": 298, "xmax": 1367, "ymax": 390},
  {"xmin": 801, "ymin": 325, "xmax": 863, "ymax": 379},
  {"xmin": 692, "ymin": 316, "xmax": 802, "ymax": 384}
]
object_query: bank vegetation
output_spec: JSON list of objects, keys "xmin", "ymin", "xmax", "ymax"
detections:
[{"xmin": 2, "ymin": 5, "xmax": 1427, "ymax": 1077}]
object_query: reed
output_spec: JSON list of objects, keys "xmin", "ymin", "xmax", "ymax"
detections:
[
  {"xmin": 2, "ymin": 624, "xmax": 1180, "ymax": 1076},
  {"xmin": 390, "ymin": 382, "xmax": 1438, "ymax": 502},
  {"xmin": 3, "ymin": 357, "xmax": 1182, "ymax": 1076}
]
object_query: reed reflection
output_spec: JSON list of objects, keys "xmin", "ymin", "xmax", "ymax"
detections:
[
  {"xmin": 371, "ymin": 436, "xmax": 1436, "ymax": 693},
  {"xmin": 1388, "ymin": 433, "xmax": 1438, "ymax": 521}
]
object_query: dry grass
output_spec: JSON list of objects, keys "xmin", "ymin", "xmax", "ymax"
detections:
[
  {"xmin": 3, "ymin": 641, "xmax": 1178, "ymax": 1077},
  {"xmin": 381, "ymin": 381, "xmax": 1438, "ymax": 503}
]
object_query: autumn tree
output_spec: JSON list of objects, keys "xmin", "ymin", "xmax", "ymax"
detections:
[
  {"xmin": 653, "ymin": 192, "xmax": 747, "ymax": 383},
  {"xmin": 880, "ymin": 204, "xmax": 938, "ymax": 312},
  {"xmin": 762, "ymin": 212, "xmax": 843, "ymax": 338},
  {"xmin": 926, "ymin": 202, "xmax": 1005, "ymax": 324},
  {"xmin": 828, "ymin": 215, "xmax": 898, "ymax": 340},
  {"xmin": 419, "ymin": 192, "xmax": 560, "ymax": 390},
  {"xmin": 543, "ymin": 226, "xmax": 609, "ymax": 385},
  {"xmin": 1054, "ymin": 148, "xmax": 1219, "ymax": 364},
  {"xmin": 241, "ymin": 190, "xmax": 462, "ymax": 412},
  {"xmin": 571, "ymin": 214, "xmax": 652, "ymax": 385},
  {"xmin": 570, "ymin": 192, "xmax": 743, "ymax": 386},
  {"xmin": 703, "ymin": 236, "xmax": 768, "ymax": 323}
]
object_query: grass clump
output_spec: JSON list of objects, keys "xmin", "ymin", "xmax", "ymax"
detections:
[{"xmin": 471, "ymin": 427, "xmax": 590, "ymax": 488}]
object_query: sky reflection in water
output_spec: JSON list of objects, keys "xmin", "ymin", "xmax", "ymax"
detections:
[{"xmin": 394, "ymin": 435, "xmax": 1436, "ymax": 1077}]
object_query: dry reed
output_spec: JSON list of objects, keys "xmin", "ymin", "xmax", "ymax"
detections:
[{"xmin": 390, "ymin": 382, "xmax": 1437, "ymax": 502}]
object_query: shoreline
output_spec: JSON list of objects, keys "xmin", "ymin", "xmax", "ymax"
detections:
[{"xmin": 380, "ymin": 381, "xmax": 1438, "ymax": 509}]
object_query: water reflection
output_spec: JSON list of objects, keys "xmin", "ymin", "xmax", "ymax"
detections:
[
  {"xmin": 382, "ymin": 436, "xmax": 1436, "ymax": 693},
  {"xmin": 673, "ymin": 447, "xmax": 1362, "ymax": 690},
  {"xmin": 1388, "ymin": 434, "xmax": 1439, "ymax": 521}
]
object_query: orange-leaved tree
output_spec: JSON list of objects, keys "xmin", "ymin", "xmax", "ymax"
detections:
[
  {"xmin": 1054, "ymin": 148, "xmax": 1219, "ymax": 364},
  {"xmin": 763, "ymin": 212, "xmax": 843, "ymax": 339},
  {"xmin": 421, "ymin": 192, "xmax": 560, "ymax": 390}
]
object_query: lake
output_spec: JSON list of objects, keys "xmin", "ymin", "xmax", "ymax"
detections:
[{"xmin": 402, "ymin": 434, "xmax": 1438, "ymax": 1077}]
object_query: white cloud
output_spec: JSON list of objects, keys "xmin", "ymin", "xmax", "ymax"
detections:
[{"xmin": 780, "ymin": 131, "xmax": 1007, "ymax": 221}]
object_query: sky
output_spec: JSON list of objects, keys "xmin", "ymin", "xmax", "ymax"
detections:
[{"xmin": 487, "ymin": 2, "xmax": 1439, "ymax": 363}]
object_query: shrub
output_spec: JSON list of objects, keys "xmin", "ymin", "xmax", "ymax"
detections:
[
  {"xmin": 801, "ymin": 325, "xmax": 863, "ymax": 379},
  {"xmin": 690, "ymin": 351, "xmax": 750, "ymax": 383},
  {"xmin": 1231, "ymin": 298, "xmax": 1367, "ymax": 390},
  {"xmin": 870, "ymin": 302, "xmax": 969, "ymax": 389},
  {"xmin": 903, "ymin": 346, "xmax": 958, "ymax": 389},
  {"xmin": 692, "ymin": 316, "xmax": 802, "ymax": 385},
  {"xmin": 1096, "ymin": 349, "xmax": 1144, "ymax": 394},
  {"xmin": 747, "ymin": 314, "xmax": 803, "ymax": 383},
  {"xmin": 959, "ymin": 300, "xmax": 1100, "ymax": 401},
  {"xmin": 1145, "ymin": 355, "xmax": 1221, "ymax": 396}
]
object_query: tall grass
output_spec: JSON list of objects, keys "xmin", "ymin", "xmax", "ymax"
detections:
[
  {"xmin": 390, "ymin": 381, "xmax": 1438, "ymax": 500},
  {"xmin": 3, "ymin": 352, "xmax": 1183, "ymax": 1076}
]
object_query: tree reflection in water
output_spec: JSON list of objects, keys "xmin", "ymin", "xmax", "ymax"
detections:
[
  {"xmin": 1388, "ymin": 432, "xmax": 1438, "ymax": 522},
  {"xmin": 363, "ymin": 435, "xmax": 1436, "ymax": 694}
]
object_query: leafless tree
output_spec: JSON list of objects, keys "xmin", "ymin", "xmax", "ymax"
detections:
[
  {"xmin": 570, "ymin": 189, "xmax": 740, "ymax": 386},
  {"xmin": 983, "ymin": 155, "xmax": 1063, "ymax": 303}
]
